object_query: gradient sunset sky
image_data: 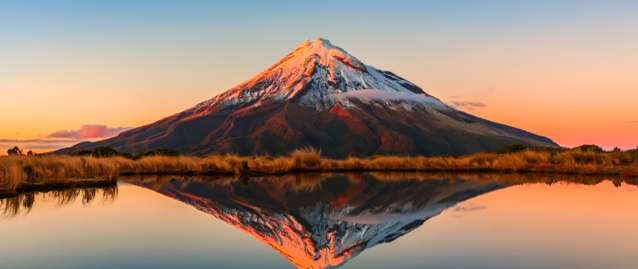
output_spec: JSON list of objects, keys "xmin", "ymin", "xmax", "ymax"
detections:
[{"xmin": 2, "ymin": 0, "xmax": 637, "ymax": 153}]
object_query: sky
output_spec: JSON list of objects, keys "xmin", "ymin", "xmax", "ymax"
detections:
[{"xmin": 1, "ymin": 0, "xmax": 637, "ymax": 153}]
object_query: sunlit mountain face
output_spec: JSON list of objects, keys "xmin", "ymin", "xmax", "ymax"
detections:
[{"xmin": 134, "ymin": 174, "xmax": 505, "ymax": 269}]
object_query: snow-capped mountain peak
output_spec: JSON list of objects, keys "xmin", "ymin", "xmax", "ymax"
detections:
[
  {"xmin": 202, "ymin": 38, "xmax": 442, "ymax": 111},
  {"xmin": 58, "ymin": 38, "xmax": 558, "ymax": 157}
]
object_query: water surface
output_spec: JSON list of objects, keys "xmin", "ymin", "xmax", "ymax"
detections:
[{"xmin": 1, "ymin": 174, "xmax": 637, "ymax": 269}]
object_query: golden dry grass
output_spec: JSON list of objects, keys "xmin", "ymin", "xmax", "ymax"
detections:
[{"xmin": 1, "ymin": 147, "xmax": 637, "ymax": 192}]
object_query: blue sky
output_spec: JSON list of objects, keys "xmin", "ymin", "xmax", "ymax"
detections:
[{"xmin": 1, "ymin": 0, "xmax": 637, "ymax": 151}]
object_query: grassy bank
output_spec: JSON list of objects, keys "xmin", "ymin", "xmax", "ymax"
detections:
[{"xmin": 1, "ymin": 146, "xmax": 637, "ymax": 192}]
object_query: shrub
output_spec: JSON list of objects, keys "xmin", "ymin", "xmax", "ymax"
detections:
[
  {"xmin": 290, "ymin": 147, "xmax": 322, "ymax": 170},
  {"xmin": 2, "ymin": 144, "xmax": 638, "ymax": 193},
  {"xmin": 573, "ymin": 144, "xmax": 604, "ymax": 153},
  {"xmin": 7, "ymin": 146, "xmax": 23, "ymax": 156}
]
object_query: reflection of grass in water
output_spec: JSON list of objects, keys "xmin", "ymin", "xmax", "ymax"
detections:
[
  {"xmin": 0, "ymin": 186, "xmax": 118, "ymax": 217},
  {"xmin": 3, "ymin": 171, "xmax": 636, "ymax": 218},
  {"xmin": 123, "ymin": 171, "xmax": 638, "ymax": 196},
  {"xmin": 1, "ymin": 148, "xmax": 637, "ymax": 192}
]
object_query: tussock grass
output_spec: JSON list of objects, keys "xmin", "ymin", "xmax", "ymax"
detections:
[{"xmin": 2, "ymin": 147, "xmax": 638, "ymax": 192}]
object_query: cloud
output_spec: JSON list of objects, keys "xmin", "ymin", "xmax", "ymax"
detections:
[
  {"xmin": 0, "ymin": 138, "xmax": 77, "ymax": 144},
  {"xmin": 1, "ymin": 124, "xmax": 130, "ymax": 154},
  {"xmin": 453, "ymin": 204, "xmax": 486, "ymax": 212},
  {"xmin": 0, "ymin": 143, "xmax": 67, "ymax": 150},
  {"xmin": 48, "ymin": 125, "xmax": 130, "ymax": 140},
  {"xmin": 449, "ymin": 101, "xmax": 486, "ymax": 110},
  {"xmin": 628, "ymin": 121, "xmax": 638, "ymax": 124},
  {"xmin": 0, "ymin": 138, "xmax": 79, "ymax": 152},
  {"xmin": 0, "ymin": 139, "xmax": 77, "ymax": 151}
]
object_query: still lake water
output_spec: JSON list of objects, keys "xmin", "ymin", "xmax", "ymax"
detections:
[{"xmin": 1, "ymin": 173, "xmax": 637, "ymax": 269}]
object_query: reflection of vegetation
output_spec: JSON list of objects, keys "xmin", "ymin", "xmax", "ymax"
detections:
[
  {"xmin": 123, "ymin": 171, "xmax": 636, "ymax": 268},
  {"xmin": 0, "ymin": 185, "xmax": 118, "ymax": 217},
  {"xmin": 1, "ymin": 146, "xmax": 637, "ymax": 192},
  {"xmin": 124, "ymin": 171, "xmax": 638, "ymax": 191},
  {"xmin": 2, "ymin": 171, "xmax": 635, "ymax": 219}
]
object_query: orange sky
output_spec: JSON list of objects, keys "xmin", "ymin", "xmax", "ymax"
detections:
[{"xmin": 1, "ymin": 1, "xmax": 636, "ymax": 153}]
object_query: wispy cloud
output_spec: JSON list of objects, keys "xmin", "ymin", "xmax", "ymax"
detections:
[
  {"xmin": 48, "ymin": 124, "xmax": 130, "ymax": 140},
  {"xmin": 1, "ymin": 124, "xmax": 130, "ymax": 153},
  {"xmin": 453, "ymin": 204, "xmax": 487, "ymax": 212},
  {"xmin": 0, "ymin": 143, "xmax": 66, "ymax": 150},
  {"xmin": 628, "ymin": 121, "xmax": 638, "ymax": 124},
  {"xmin": 449, "ymin": 101, "xmax": 487, "ymax": 110},
  {"xmin": 0, "ymin": 138, "xmax": 77, "ymax": 144}
]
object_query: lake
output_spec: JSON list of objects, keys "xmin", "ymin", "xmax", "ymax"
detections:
[{"xmin": 1, "ymin": 173, "xmax": 637, "ymax": 269}]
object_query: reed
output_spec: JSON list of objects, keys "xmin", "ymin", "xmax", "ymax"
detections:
[{"xmin": 1, "ymin": 147, "xmax": 637, "ymax": 192}]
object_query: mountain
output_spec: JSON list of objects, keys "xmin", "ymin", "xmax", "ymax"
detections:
[
  {"xmin": 58, "ymin": 38, "xmax": 557, "ymax": 157},
  {"xmin": 133, "ymin": 174, "xmax": 506, "ymax": 269}
]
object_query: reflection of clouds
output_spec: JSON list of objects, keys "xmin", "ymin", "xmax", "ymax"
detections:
[{"xmin": 622, "ymin": 185, "xmax": 638, "ymax": 192}]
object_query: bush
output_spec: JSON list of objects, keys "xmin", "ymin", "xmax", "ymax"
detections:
[
  {"xmin": 573, "ymin": 144, "xmax": 604, "ymax": 153},
  {"xmin": 290, "ymin": 147, "xmax": 322, "ymax": 170},
  {"xmin": 7, "ymin": 146, "xmax": 23, "ymax": 156}
]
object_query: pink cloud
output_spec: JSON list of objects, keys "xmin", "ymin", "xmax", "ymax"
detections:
[{"xmin": 48, "ymin": 124, "xmax": 130, "ymax": 140}]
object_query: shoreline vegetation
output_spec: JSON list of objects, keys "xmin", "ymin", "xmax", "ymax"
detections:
[{"xmin": 1, "ymin": 144, "xmax": 637, "ymax": 195}]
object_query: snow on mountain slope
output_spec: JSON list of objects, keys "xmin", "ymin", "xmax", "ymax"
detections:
[
  {"xmin": 135, "ymin": 175, "xmax": 506, "ymax": 269},
  {"xmin": 193, "ymin": 38, "xmax": 442, "ymax": 112}
]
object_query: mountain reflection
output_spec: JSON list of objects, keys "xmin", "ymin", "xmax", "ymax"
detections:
[{"xmin": 134, "ymin": 173, "xmax": 506, "ymax": 269}]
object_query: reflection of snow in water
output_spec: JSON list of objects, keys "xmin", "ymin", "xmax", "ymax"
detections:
[{"xmin": 138, "ymin": 175, "xmax": 504, "ymax": 269}]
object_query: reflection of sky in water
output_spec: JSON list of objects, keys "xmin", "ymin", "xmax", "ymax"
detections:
[
  {"xmin": 0, "ymin": 184, "xmax": 290, "ymax": 269},
  {"xmin": 1, "ymin": 181, "xmax": 637, "ymax": 269},
  {"xmin": 346, "ymin": 182, "xmax": 638, "ymax": 269}
]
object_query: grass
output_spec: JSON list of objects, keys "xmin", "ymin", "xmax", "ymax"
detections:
[{"xmin": 1, "ymin": 146, "xmax": 638, "ymax": 193}]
